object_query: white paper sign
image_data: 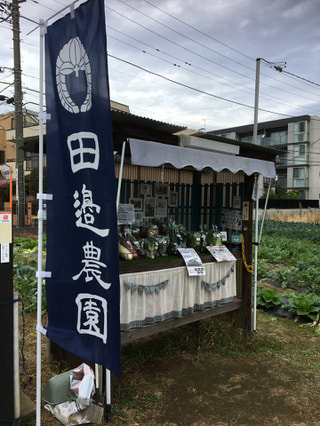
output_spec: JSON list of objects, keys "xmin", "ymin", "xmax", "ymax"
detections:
[
  {"xmin": 117, "ymin": 204, "xmax": 135, "ymax": 225},
  {"xmin": 206, "ymin": 245, "xmax": 236, "ymax": 262},
  {"xmin": 177, "ymin": 248, "xmax": 205, "ymax": 276},
  {"xmin": 220, "ymin": 208, "xmax": 242, "ymax": 231},
  {"xmin": 1, "ymin": 243, "xmax": 10, "ymax": 263},
  {"xmin": 0, "ymin": 212, "xmax": 12, "ymax": 244}
]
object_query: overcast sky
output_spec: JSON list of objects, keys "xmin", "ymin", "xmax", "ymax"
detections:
[{"xmin": 0, "ymin": 0, "xmax": 319, "ymax": 131}]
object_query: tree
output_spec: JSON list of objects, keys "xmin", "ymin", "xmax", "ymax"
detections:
[{"xmin": 286, "ymin": 190, "xmax": 301, "ymax": 200}]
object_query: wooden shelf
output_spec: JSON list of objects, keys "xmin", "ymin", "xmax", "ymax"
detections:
[{"xmin": 121, "ymin": 298, "xmax": 242, "ymax": 344}]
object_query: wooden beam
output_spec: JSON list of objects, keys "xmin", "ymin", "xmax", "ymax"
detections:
[
  {"xmin": 121, "ymin": 299, "xmax": 242, "ymax": 344},
  {"xmin": 241, "ymin": 174, "xmax": 254, "ymax": 333}
]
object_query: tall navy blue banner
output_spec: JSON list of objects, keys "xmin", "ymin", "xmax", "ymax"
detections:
[{"xmin": 45, "ymin": 0, "xmax": 121, "ymax": 377}]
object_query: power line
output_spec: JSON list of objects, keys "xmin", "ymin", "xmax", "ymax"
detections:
[
  {"xmin": 107, "ymin": 5, "xmax": 253, "ymax": 82},
  {"xmin": 107, "ymin": 4, "xmax": 320, "ymax": 108},
  {"xmin": 108, "ymin": 33, "xmax": 257, "ymax": 95},
  {"xmin": 108, "ymin": 53, "xmax": 293, "ymax": 118},
  {"xmin": 139, "ymin": 0, "xmax": 254, "ymax": 62},
  {"xmin": 113, "ymin": 0, "xmax": 320, "ymax": 101},
  {"xmin": 114, "ymin": 0, "xmax": 255, "ymax": 73},
  {"xmin": 29, "ymin": 0, "xmax": 57, "ymax": 13},
  {"xmin": 108, "ymin": 33, "xmax": 304, "ymax": 112},
  {"xmin": 282, "ymin": 69, "xmax": 320, "ymax": 89}
]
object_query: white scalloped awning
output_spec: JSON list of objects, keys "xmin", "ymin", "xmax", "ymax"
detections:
[{"xmin": 129, "ymin": 138, "xmax": 277, "ymax": 178}]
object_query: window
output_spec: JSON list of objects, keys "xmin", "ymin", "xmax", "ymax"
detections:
[
  {"xmin": 293, "ymin": 168, "xmax": 305, "ymax": 178},
  {"xmin": 294, "ymin": 121, "xmax": 308, "ymax": 143},
  {"xmin": 25, "ymin": 153, "xmax": 39, "ymax": 171},
  {"xmin": 293, "ymin": 144, "xmax": 307, "ymax": 165},
  {"xmin": 293, "ymin": 167, "xmax": 308, "ymax": 187},
  {"xmin": 267, "ymin": 131, "xmax": 287, "ymax": 146},
  {"xmin": 277, "ymin": 170, "xmax": 287, "ymax": 189},
  {"xmin": 277, "ymin": 152, "xmax": 288, "ymax": 167},
  {"xmin": 294, "ymin": 122, "xmax": 305, "ymax": 133}
]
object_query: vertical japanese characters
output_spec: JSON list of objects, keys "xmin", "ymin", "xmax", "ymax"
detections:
[
  {"xmin": 56, "ymin": 36, "xmax": 111, "ymax": 343},
  {"xmin": 45, "ymin": 0, "xmax": 121, "ymax": 376}
]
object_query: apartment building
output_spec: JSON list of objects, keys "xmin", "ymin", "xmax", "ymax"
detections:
[{"xmin": 209, "ymin": 115, "xmax": 320, "ymax": 200}]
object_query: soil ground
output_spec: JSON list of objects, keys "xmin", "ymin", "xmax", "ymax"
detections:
[{"xmin": 20, "ymin": 309, "xmax": 320, "ymax": 426}]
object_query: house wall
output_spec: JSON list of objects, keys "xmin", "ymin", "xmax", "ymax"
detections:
[
  {"xmin": 0, "ymin": 114, "xmax": 15, "ymax": 164},
  {"xmin": 308, "ymin": 117, "xmax": 320, "ymax": 200}
]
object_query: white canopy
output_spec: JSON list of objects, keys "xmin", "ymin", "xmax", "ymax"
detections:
[{"xmin": 129, "ymin": 138, "xmax": 277, "ymax": 178}]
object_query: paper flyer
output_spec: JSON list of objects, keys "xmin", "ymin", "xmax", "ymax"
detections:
[
  {"xmin": 177, "ymin": 247, "xmax": 205, "ymax": 276},
  {"xmin": 206, "ymin": 245, "xmax": 236, "ymax": 262}
]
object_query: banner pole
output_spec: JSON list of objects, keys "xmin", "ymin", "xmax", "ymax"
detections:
[
  {"xmin": 253, "ymin": 174, "xmax": 259, "ymax": 331},
  {"xmin": 105, "ymin": 368, "xmax": 112, "ymax": 421},
  {"xmin": 258, "ymin": 180, "xmax": 271, "ymax": 244},
  {"xmin": 36, "ymin": 19, "xmax": 45, "ymax": 426},
  {"xmin": 116, "ymin": 140, "xmax": 126, "ymax": 211},
  {"xmin": 106, "ymin": 140, "xmax": 126, "ymax": 421}
]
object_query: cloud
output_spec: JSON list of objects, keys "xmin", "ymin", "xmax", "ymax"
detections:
[{"xmin": 1, "ymin": 0, "xmax": 319, "ymax": 130}]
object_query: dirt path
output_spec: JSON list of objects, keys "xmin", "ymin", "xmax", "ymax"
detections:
[{"xmin": 21, "ymin": 310, "xmax": 320, "ymax": 425}]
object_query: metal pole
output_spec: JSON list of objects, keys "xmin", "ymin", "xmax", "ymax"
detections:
[
  {"xmin": 253, "ymin": 175, "xmax": 259, "ymax": 331},
  {"xmin": 116, "ymin": 141, "xmax": 126, "ymax": 211},
  {"xmin": 253, "ymin": 58, "xmax": 261, "ymax": 146},
  {"xmin": 36, "ymin": 19, "xmax": 45, "ymax": 426},
  {"xmin": 259, "ymin": 180, "xmax": 271, "ymax": 244},
  {"xmin": 12, "ymin": 0, "xmax": 25, "ymax": 227},
  {"xmin": 105, "ymin": 368, "xmax": 112, "ymax": 421},
  {"xmin": 252, "ymin": 58, "xmax": 261, "ymax": 331}
]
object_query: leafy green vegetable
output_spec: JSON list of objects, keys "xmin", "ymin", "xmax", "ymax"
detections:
[
  {"xmin": 14, "ymin": 261, "xmax": 46, "ymax": 313},
  {"xmin": 286, "ymin": 293, "xmax": 320, "ymax": 320},
  {"xmin": 257, "ymin": 287, "xmax": 283, "ymax": 309}
]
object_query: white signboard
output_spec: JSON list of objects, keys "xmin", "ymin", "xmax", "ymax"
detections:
[
  {"xmin": 177, "ymin": 248, "xmax": 205, "ymax": 276},
  {"xmin": 1, "ymin": 243, "xmax": 10, "ymax": 263},
  {"xmin": 206, "ymin": 245, "xmax": 236, "ymax": 262},
  {"xmin": 117, "ymin": 204, "xmax": 135, "ymax": 225},
  {"xmin": 220, "ymin": 208, "xmax": 242, "ymax": 231},
  {"xmin": 0, "ymin": 212, "xmax": 12, "ymax": 244}
]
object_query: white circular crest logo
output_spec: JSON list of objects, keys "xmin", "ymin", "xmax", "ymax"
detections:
[{"xmin": 56, "ymin": 37, "xmax": 92, "ymax": 114}]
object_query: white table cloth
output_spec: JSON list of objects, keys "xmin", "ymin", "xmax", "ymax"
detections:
[{"xmin": 120, "ymin": 261, "xmax": 236, "ymax": 331}]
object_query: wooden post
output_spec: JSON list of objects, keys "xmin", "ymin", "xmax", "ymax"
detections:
[
  {"xmin": 241, "ymin": 175, "xmax": 254, "ymax": 333},
  {"xmin": 191, "ymin": 171, "xmax": 202, "ymax": 231}
]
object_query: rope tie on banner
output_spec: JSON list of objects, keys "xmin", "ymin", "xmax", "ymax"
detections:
[
  {"xmin": 0, "ymin": 297, "xmax": 30, "ymax": 377},
  {"xmin": 240, "ymin": 234, "xmax": 254, "ymax": 274}
]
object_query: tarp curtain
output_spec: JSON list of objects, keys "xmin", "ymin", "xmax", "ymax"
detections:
[
  {"xmin": 129, "ymin": 138, "xmax": 277, "ymax": 178},
  {"xmin": 45, "ymin": 0, "xmax": 121, "ymax": 377}
]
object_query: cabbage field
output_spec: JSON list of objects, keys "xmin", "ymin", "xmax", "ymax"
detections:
[
  {"xmin": 12, "ymin": 220, "xmax": 320, "ymax": 320},
  {"xmin": 257, "ymin": 220, "xmax": 320, "ymax": 323}
]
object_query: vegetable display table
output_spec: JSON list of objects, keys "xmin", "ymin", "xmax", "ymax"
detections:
[{"xmin": 120, "ymin": 260, "xmax": 236, "ymax": 331}]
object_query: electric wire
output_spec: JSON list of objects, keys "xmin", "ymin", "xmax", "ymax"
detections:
[
  {"xmin": 282, "ymin": 69, "xmax": 320, "ymax": 88},
  {"xmin": 18, "ymin": 0, "xmax": 320, "ymax": 108},
  {"xmin": 139, "ymin": 0, "xmax": 254, "ymax": 62},
  {"xmin": 114, "ymin": 0, "xmax": 255, "ymax": 73},
  {"xmin": 107, "ymin": 5, "xmax": 320, "ymax": 108},
  {"xmin": 4, "ymin": 0, "xmax": 320, "ymax": 127},
  {"xmin": 108, "ymin": 33, "xmax": 303, "ymax": 111},
  {"xmin": 108, "ymin": 33, "xmax": 258, "ymax": 96},
  {"xmin": 110, "ymin": 0, "xmax": 320, "ymax": 101},
  {"xmin": 108, "ymin": 27, "xmax": 320, "ymax": 110},
  {"xmin": 108, "ymin": 53, "xmax": 293, "ymax": 118},
  {"xmin": 107, "ymin": 5, "xmax": 253, "ymax": 81}
]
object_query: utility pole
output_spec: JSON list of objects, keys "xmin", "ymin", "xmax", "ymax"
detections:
[
  {"xmin": 12, "ymin": 0, "xmax": 25, "ymax": 227},
  {"xmin": 0, "ymin": 0, "xmax": 25, "ymax": 227}
]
